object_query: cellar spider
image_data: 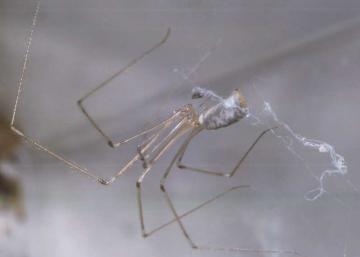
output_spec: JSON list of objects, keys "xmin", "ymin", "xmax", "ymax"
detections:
[{"xmin": 11, "ymin": 5, "xmax": 301, "ymax": 255}]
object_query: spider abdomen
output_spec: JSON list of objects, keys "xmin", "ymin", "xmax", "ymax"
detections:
[
  {"xmin": 199, "ymin": 104, "xmax": 246, "ymax": 130},
  {"xmin": 199, "ymin": 90, "xmax": 248, "ymax": 130}
]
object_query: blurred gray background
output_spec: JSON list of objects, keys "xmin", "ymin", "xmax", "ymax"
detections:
[{"xmin": 1, "ymin": 0, "xmax": 360, "ymax": 256}]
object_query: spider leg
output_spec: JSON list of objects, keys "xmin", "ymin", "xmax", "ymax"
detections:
[
  {"xmin": 10, "ymin": 110, "xmax": 179, "ymax": 185},
  {"xmin": 177, "ymin": 127, "xmax": 277, "ymax": 178},
  {"xmin": 136, "ymin": 122, "xmax": 190, "ymax": 237},
  {"xmin": 10, "ymin": 107, "xmax": 178, "ymax": 185},
  {"xmin": 136, "ymin": 127, "xmax": 248, "ymax": 237},
  {"xmin": 137, "ymin": 133, "xmax": 160, "ymax": 169},
  {"xmin": 77, "ymin": 28, "xmax": 171, "ymax": 148},
  {"xmin": 136, "ymin": 166, "xmax": 152, "ymax": 237},
  {"xmin": 159, "ymin": 127, "xmax": 303, "ymax": 256},
  {"xmin": 11, "ymin": 126, "xmax": 139, "ymax": 185},
  {"xmin": 145, "ymin": 185, "xmax": 249, "ymax": 237},
  {"xmin": 10, "ymin": 121, "xmax": 162, "ymax": 186},
  {"xmin": 10, "ymin": 18, "xmax": 173, "ymax": 186},
  {"xmin": 196, "ymin": 246, "xmax": 302, "ymax": 256},
  {"xmin": 160, "ymin": 127, "xmax": 202, "ymax": 248}
]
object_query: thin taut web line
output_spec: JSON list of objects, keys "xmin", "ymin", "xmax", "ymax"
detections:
[{"xmin": 11, "ymin": 1, "xmax": 41, "ymax": 126}]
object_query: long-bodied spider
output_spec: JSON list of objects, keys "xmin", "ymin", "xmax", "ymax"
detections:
[{"xmin": 10, "ymin": 3, "xmax": 301, "ymax": 255}]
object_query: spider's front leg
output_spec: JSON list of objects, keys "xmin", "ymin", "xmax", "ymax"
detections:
[
  {"xmin": 10, "ymin": 22, "xmax": 172, "ymax": 187},
  {"xmin": 76, "ymin": 28, "xmax": 171, "ymax": 149}
]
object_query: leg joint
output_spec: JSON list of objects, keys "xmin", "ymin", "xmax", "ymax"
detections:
[
  {"xmin": 177, "ymin": 163, "xmax": 186, "ymax": 169},
  {"xmin": 98, "ymin": 177, "xmax": 114, "ymax": 185},
  {"xmin": 10, "ymin": 126, "xmax": 24, "ymax": 137},
  {"xmin": 160, "ymin": 183, "xmax": 165, "ymax": 192}
]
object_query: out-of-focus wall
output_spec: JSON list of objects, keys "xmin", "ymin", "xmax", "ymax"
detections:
[{"xmin": 1, "ymin": 1, "xmax": 360, "ymax": 257}]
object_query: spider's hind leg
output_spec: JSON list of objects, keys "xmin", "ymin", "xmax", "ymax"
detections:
[
  {"xmin": 160, "ymin": 127, "xmax": 303, "ymax": 256},
  {"xmin": 137, "ymin": 133, "xmax": 159, "ymax": 169},
  {"xmin": 177, "ymin": 127, "xmax": 278, "ymax": 178}
]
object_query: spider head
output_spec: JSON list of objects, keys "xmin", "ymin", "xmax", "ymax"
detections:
[{"xmin": 232, "ymin": 89, "xmax": 247, "ymax": 109}]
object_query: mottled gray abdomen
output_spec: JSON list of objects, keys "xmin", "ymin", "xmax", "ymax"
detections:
[{"xmin": 200, "ymin": 103, "xmax": 247, "ymax": 130}]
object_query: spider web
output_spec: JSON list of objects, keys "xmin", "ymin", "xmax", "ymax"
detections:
[
  {"xmin": 173, "ymin": 42, "xmax": 357, "ymax": 202},
  {"xmin": 247, "ymin": 94, "xmax": 356, "ymax": 201},
  {"xmin": 170, "ymin": 29, "xmax": 359, "ymax": 257}
]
